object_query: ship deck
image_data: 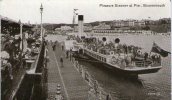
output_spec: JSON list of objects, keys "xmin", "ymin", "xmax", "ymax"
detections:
[{"xmin": 83, "ymin": 47, "xmax": 162, "ymax": 74}]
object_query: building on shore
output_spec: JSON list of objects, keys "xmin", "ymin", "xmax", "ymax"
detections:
[
  {"xmin": 93, "ymin": 23, "xmax": 111, "ymax": 30},
  {"xmin": 74, "ymin": 25, "xmax": 92, "ymax": 32},
  {"xmin": 112, "ymin": 20, "xmax": 146, "ymax": 27},
  {"xmin": 55, "ymin": 25, "xmax": 73, "ymax": 34},
  {"xmin": 60, "ymin": 25, "xmax": 73, "ymax": 32},
  {"xmin": 90, "ymin": 29, "xmax": 156, "ymax": 36}
]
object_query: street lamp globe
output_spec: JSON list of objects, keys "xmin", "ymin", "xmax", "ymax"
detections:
[{"xmin": 40, "ymin": 4, "xmax": 43, "ymax": 13}]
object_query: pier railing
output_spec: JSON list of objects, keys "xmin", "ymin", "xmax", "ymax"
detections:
[
  {"xmin": 134, "ymin": 60, "xmax": 161, "ymax": 67},
  {"xmin": 10, "ymin": 42, "xmax": 47, "ymax": 100},
  {"xmin": 71, "ymin": 57, "xmax": 113, "ymax": 100}
]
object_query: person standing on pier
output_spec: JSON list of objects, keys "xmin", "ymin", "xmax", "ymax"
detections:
[
  {"xmin": 69, "ymin": 48, "xmax": 72, "ymax": 61},
  {"xmin": 66, "ymin": 50, "xmax": 69, "ymax": 58},
  {"xmin": 53, "ymin": 42, "xmax": 56, "ymax": 51},
  {"xmin": 61, "ymin": 45, "xmax": 64, "ymax": 51},
  {"xmin": 60, "ymin": 56, "xmax": 63, "ymax": 67}
]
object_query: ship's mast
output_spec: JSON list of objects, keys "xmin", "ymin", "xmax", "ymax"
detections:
[{"xmin": 72, "ymin": 9, "xmax": 78, "ymax": 32}]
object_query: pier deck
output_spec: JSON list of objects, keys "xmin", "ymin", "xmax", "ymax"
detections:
[{"xmin": 47, "ymin": 43, "xmax": 89, "ymax": 100}]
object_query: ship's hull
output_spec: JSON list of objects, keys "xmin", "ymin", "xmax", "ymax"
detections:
[
  {"xmin": 72, "ymin": 51, "xmax": 90, "ymax": 60},
  {"xmin": 74, "ymin": 50, "xmax": 161, "ymax": 78}
]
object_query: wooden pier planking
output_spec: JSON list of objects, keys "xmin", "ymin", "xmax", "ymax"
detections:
[{"xmin": 47, "ymin": 43, "xmax": 89, "ymax": 100}]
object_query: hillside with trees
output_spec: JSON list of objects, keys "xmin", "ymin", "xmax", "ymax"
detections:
[{"xmin": 43, "ymin": 18, "xmax": 171, "ymax": 34}]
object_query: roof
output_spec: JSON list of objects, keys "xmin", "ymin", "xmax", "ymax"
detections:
[{"xmin": 1, "ymin": 15, "xmax": 33, "ymax": 35}]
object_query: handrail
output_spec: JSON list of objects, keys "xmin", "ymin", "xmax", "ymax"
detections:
[
  {"xmin": 10, "ymin": 42, "xmax": 45, "ymax": 100},
  {"xmin": 134, "ymin": 60, "xmax": 152, "ymax": 67}
]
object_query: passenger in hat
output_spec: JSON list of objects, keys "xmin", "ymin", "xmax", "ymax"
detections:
[{"xmin": 144, "ymin": 52, "xmax": 149, "ymax": 61}]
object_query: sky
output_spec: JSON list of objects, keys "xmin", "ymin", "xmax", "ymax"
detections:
[{"xmin": 0, "ymin": 0, "xmax": 171, "ymax": 24}]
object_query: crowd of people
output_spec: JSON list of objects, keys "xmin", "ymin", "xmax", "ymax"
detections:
[
  {"xmin": 83, "ymin": 37, "xmax": 161, "ymax": 67},
  {"xmin": 1, "ymin": 31, "xmax": 41, "ymax": 95},
  {"xmin": 1, "ymin": 34, "xmax": 21, "ymax": 81},
  {"xmin": 65, "ymin": 35, "xmax": 161, "ymax": 67}
]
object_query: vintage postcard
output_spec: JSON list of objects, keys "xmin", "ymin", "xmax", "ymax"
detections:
[{"xmin": 0, "ymin": 0, "xmax": 171, "ymax": 100}]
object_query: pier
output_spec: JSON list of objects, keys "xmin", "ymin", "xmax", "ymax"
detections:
[
  {"xmin": 2, "ymin": 33, "xmax": 112, "ymax": 100},
  {"xmin": 47, "ymin": 42, "xmax": 89, "ymax": 100}
]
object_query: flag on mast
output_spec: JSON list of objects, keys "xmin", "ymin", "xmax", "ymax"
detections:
[{"xmin": 151, "ymin": 42, "xmax": 170, "ymax": 57}]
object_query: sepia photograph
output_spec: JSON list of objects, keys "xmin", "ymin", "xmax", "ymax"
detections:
[{"xmin": 0, "ymin": 0, "xmax": 171, "ymax": 100}]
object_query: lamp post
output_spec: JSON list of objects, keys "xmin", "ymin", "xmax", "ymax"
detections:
[
  {"xmin": 40, "ymin": 4, "xmax": 43, "ymax": 41},
  {"xmin": 19, "ymin": 20, "xmax": 23, "ymax": 51}
]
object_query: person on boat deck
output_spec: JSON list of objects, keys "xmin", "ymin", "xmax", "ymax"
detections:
[
  {"xmin": 132, "ymin": 48, "xmax": 137, "ymax": 58},
  {"xmin": 131, "ymin": 55, "xmax": 135, "ymax": 66},
  {"xmin": 155, "ymin": 54, "xmax": 158, "ymax": 61},
  {"xmin": 123, "ymin": 44, "xmax": 128, "ymax": 54},
  {"xmin": 114, "ymin": 43, "xmax": 118, "ymax": 49},
  {"xmin": 144, "ymin": 52, "xmax": 149, "ymax": 60},
  {"xmin": 151, "ymin": 54, "xmax": 156, "ymax": 63},
  {"xmin": 137, "ymin": 50, "xmax": 141, "ymax": 56},
  {"xmin": 124, "ymin": 55, "xmax": 131, "ymax": 67},
  {"xmin": 157, "ymin": 55, "xmax": 161, "ymax": 63},
  {"xmin": 138, "ymin": 50, "xmax": 146, "ymax": 58},
  {"xmin": 116, "ymin": 48, "xmax": 120, "ymax": 56},
  {"xmin": 154, "ymin": 54, "xmax": 161, "ymax": 64}
]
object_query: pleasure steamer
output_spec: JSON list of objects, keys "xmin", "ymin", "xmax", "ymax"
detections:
[{"xmin": 66, "ymin": 15, "xmax": 162, "ymax": 77}]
